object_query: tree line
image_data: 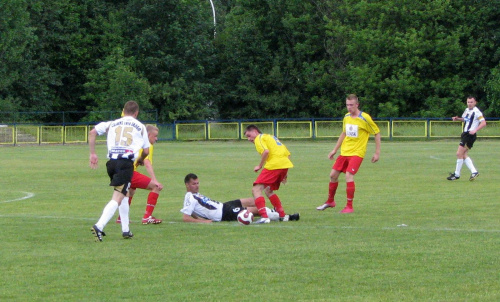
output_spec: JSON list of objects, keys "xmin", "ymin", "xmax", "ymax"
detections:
[{"xmin": 1, "ymin": 0, "xmax": 499, "ymax": 123}]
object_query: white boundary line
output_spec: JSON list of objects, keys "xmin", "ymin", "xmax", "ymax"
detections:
[{"xmin": 0, "ymin": 192, "xmax": 35, "ymax": 204}]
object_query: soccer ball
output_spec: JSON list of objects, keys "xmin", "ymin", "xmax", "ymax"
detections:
[{"xmin": 237, "ymin": 209, "xmax": 254, "ymax": 225}]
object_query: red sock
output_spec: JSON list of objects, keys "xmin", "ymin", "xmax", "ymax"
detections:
[
  {"xmin": 327, "ymin": 182, "xmax": 338, "ymax": 204},
  {"xmin": 269, "ymin": 194, "xmax": 285, "ymax": 217},
  {"xmin": 143, "ymin": 192, "xmax": 159, "ymax": 218},
  {"xmin": 255, "ymin": 196, "xmax": 268, "ymax": 218},
  {"xmin": 346, "ymin": 181, "xmax": 355, "ymax": 208}
]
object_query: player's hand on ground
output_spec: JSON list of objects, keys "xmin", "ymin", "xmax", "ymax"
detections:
[{"xmin": 89, "ymin": 154, "xmax": 98, "ymax": 169}]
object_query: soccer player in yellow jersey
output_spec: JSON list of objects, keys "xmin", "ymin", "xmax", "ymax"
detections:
[
  {"xmin": 244, "ymin": 125, "xmax": 299, "ymax": 224},
  {"xmin": 117, "ymin": 124, "xmax": 164, "ymax": 224},
  {"xmin": 316, "ymin": 94, "xmax": 381, "ymax": 213}
]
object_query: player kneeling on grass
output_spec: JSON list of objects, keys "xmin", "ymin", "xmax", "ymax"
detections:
[{"xmin": 180, "ymin": 173, "xmax": 291, "ymax": 223}]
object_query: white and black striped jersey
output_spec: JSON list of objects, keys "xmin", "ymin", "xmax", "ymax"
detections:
[
  {"xmin": 461, "ymin": 107, "xmax": 485, "ymax": 133},
  {"xmin": 94, "ymin": 116, "xmax": 150, "ymax": 161},
  {"xmin": 180, "ymin": 192, "xmax": 223, "ymax": 222}
]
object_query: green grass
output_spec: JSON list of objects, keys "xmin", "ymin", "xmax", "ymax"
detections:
[{"xmin": 1, "ymin": 140, "xmax": 499, "ymax": 301}]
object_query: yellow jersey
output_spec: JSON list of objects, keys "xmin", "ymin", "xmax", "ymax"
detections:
[
  {"xmin": 254, "ymin": 134, "xmax": 293, "ymax": 170},
  {"xmin": 134, "ymin": 144, "xmax": 154, "ymax": 171},
  {"xmin": 341, "ymin": 112, "xmax": 380, "ymax": 158}
]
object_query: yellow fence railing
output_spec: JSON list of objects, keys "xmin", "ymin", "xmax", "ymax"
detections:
[
  {"xmin": 1, "ymin": 119, "xmax": 499, "ymax": 145},
  {"xmin": 0, "ymin": 126, "xmax": 15, "ymax": 145}
]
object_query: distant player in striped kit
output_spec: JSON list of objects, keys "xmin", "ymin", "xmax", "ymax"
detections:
[
  {"xmin": 244, "ymin": 125, "xmax": 299, "ymax": 224},
  {"xmin": 89, "ymin": 101, "xmax": 150, "ymax": 241},
  {"xmin": 447, "ymin": 96, "xmax": 486, "ymax": 181},
  {"xmin": 316, "ymin": 94, "xmax": 381, "ymax": 213},
  {"xmin": 116, "ymin": 124, "xmax": 164, "ymax": 225}
]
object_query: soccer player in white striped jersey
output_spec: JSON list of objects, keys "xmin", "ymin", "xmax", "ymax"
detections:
[
  {"xmin": 447, "ymin": 96, "xmax": 486, "ymax": 181},
  {"xmin": 181, "ymin": 173, "xmax": 280, "ymax": 223},
  {"xmin": 89, "ymin": 101, "xmax": 150, "ymax": 241}
]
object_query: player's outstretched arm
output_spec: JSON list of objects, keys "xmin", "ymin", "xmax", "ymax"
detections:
[
  {"xmin": 329, "ymin": 132, "xmax": 345, "ymax": 160},
  {"xmin": 255, "ymin": 149, "xmax": 269, "ymax": 172},
  {"xmin": 371, "ymin": 132, "xmax": 381, "ymax": 163},
  {"xmin": 143, "ymin": 159, "xmax": 163, "ymax": 191},
  {"xmin": 182, "ymin": 214, "xmax": 212, "ymax": 223},
  {"xmin": 89, "ymin": 129, "xmax": 99, "ymax": 169}
]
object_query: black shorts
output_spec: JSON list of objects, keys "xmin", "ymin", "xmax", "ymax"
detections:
[
  {"xmin": 459, "ymin": 132, "xmax": 477, "ymax": 149},
  {"xmin": 106, "ymin": 159, "xmax": 134, "ymax": 193},
  {"xmin": 221, "ymin": 200, "xmax": 244, "ymax": 221}
]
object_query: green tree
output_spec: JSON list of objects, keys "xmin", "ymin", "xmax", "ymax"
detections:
[
  {"xmin": 323, "ymin": 0, "xmax": 500, "ymax": 117},
  {"xmin": 0, "ymin": 0, "xmax": 40, "ymax": 113},
  {"xmin": 26, "ymin": 0, "xmax": 122, "ymax": 115},
  {"xmin": 485, "ymin": 64, "xmax": 500, "ymax": 116},
  {"xmin": 122, "ymin": 0, "xmax": 218, "ymax": 121},
  {"xmin": 83, "ymin": 47, "xmax": 152, "ymax": 122},
  {"xmin": 215, "ymin": 0, "xmax": 334, "ymax": 119}
]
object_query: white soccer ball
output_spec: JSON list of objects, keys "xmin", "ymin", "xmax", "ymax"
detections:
[{"xmin": 237, "ymin": 209, "xmax": 254, "ymax": 225}]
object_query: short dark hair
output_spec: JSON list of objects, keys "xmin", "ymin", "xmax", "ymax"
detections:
[
  {"xmin": 244, "ymin": 124, "xmax": 262, "ymax": 134},
  {"xmin": 467, "ymin": 95, "xmax": 477, "ymax": 101},
  {"xmin": 184, "ymin": 173, "xmax": 198, "ymax": 184},
  {"xmin": 123, "ymin": 101, "xmax": 139, "ymax": 115}
]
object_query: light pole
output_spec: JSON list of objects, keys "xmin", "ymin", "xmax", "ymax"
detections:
[{"xmin": 208, "ymin": 0, "xmax": 216, "ymax": 36}]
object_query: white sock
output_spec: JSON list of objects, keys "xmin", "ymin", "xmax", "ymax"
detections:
[
  {"xmin": 119, "ymin": 198, "xmax": 130, "ymax": 233},
  {"xmin": 95, "ymin": 200, "xmax": 119, "ymax": 230},
  {"xmin": 266, "ymin": 207, "xmax": 280, "ymax": 221},
  {"xmin": 455, "ymin": 159, "xmax": 464, "ymax": 176},
  {"xmin": 464, "ymin": 157, "xmax": 477, "ymax": 173}
]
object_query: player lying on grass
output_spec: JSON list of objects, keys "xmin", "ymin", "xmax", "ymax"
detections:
[{"xmin": 180, "ymin": 173, "xmax": 298, "ymax": 223}]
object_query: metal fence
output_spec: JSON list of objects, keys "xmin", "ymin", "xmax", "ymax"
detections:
[{"xmin": 1, "ymin": 118, "xmax": 499, "ymax": 145}]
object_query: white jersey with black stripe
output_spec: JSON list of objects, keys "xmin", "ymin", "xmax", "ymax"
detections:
[
  {"xmin": 461, "ymin": 107, "xmax": 485, "ymax": 133},
  {"xmin": 180, "ymin": 192, "xmax": 223, "ymax": 222},
  {"xmin": 94, "ymin": 116, "xmax": 150, "ymax": 161}
]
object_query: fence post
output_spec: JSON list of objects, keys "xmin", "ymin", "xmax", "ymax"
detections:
[
  {"xmin": 238, "ymin": 120, "xmax": 242, "ymax": 140},
  {"xmin": 205, "ymin": 120, "xmax": 209, "ymax": 140},
  {"xmin": 173, "ymin": 121, "xmax": 177, "ymax": 140},
  {"xmin": 389, "ymin": 118, "xmax": 393, "ymax": 140},
  {"xmin": 312, "ymin": 118, "xmax": 316, "ymax": 139}
]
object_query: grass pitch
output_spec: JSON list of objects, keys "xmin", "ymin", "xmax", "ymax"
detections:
[{"xmin": 1, "ymin": 140, "xmax": 499, "ymax": 301}]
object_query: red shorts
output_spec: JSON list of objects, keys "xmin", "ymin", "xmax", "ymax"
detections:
[
  {"xmin": 130, "ymin": 171, "xmax": 151, "ymax": 190},
  {"xmin": 332, "ymin": 155, "xmax": 364, "ymax": 175},
  {"xmin": 254, "ymin": 168, "xmax": 288, "ymax": 191}
]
